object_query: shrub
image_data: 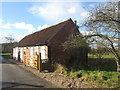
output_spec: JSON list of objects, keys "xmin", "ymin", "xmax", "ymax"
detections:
[{"xmin": 88, "ymin": 58, "xmax": 117, "ymax": 71}]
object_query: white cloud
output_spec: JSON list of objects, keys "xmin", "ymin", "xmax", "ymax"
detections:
[
  {"xmin": 89, "ymin": 4, "xmax": 95, "ymax": 7},
  {"xmin": 80, "ymin": 30, "xmax": 94, "ymax": 35},
  {"xmin": 0, "ymin": 22, "xmax": 11, "ymax": 29},
  {"xmin": 16, "ymin": 35, "xmax": 26, "ymax": 42},
  {"xmin": 29, "ymin": 1, "xmax": 89, "ymax": 23},
  {"xmin": 0, "ymin": 34, "xmax": 5, "ymax": 43},
  {"xmin": 37, "ymin": 24, "xmax": 49, "ymax": 30},
  {"xmin": 80, "ymin": 11, "xmax": 90, "ymax": 18},
  {"xmin": 0, "ymin": 19, "xmax": 11, "ymax": 29},
  {"xmin": 29, "ymin": 3, "xmax": 65, "ymax": 22},
  {"xmin": 12, "ymin": 22, "xmax": 35, "ymax": 32},
  {"xmin": 0, "ymin": 19, "xmax": 3, "ymax": 25},
  {"xmin": 1, "ymin": 22, "xmax": 11, "ymax": 29},
  {"xmin": 0, "ymin": 18, "xmax": 35, "ymax": 32},
  {"xmin": 0, "ymin": 19, "xmax": 51, "ymax": 43},
  {"xmin": 67, "ymin": 7, "xmax": 76, "ymax": 14}
]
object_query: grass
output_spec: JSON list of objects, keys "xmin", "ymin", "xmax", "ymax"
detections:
[
  {"xmin": 0, "ymin": 53, "xmax": 11, "ymax": 55},
  {"xmin": 64, "ymin": 70, "xmax": 119, "ymax": 88},
  {"xmin": 55, "ymin": 63, "xmax": 118, "ymax": 88},
  {"xmin": 88, "ymin": 54, "xmax": 115, "ymax": 58},
  {"xmin": 54, "ymin": 53, "xmax": 118, "ymax": 88},
  {"xmin": 0, "ymin": 53, "xmax": 12, "ymax": 59}
]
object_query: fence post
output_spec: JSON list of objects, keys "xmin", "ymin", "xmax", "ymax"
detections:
[
  {"xmin": 38, "ymin": 53, "xmax": 42, "ymax": 72},
  {"xmin": 24, "ymin": 55, "xmax": 26, "ymax": 67}
]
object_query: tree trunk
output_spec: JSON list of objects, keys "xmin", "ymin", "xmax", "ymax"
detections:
[{"xmin": 116, "ymin": 57, "xmax": 120, "ymax": 72}]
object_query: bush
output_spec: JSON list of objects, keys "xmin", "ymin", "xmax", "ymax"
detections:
[{"xmin": 88, "ymin": 58, "xmax": 117, "ymax": 71}]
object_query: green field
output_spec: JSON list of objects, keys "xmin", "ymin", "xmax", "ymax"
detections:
[
  {"xmin": 88, "ymin": 54, "xmax": 115, "ymax": 58},
  {"xmin": 0, "ymin": 53, "xmax": 12, "ymax": 59},
  {"xmin": 0, "ymin": 53, "xmax": 11, "ymax": 55}
]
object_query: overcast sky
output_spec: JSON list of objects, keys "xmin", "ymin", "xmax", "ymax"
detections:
[{"xmin": 0, "ymin": 0, "xmax": 109, "ymax": 43}]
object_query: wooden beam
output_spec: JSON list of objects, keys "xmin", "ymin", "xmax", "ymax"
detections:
[{"xmin": 37, "ymin": 53, "xmax": 42, "ymax": 72}]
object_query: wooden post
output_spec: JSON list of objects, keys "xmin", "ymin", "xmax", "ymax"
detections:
[
  {"xmin": 24, "ymin": 55, "xmax": 26, "ymax": 67},
  {"xmin": 37, "ymin": 55, "xmax": 39, "ymax": 70},
  {"xmin": 37, "ymin": 53, "xmax": 42, "ymax": 72}
]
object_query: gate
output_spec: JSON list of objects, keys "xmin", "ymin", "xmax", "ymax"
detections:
[
  {"xmin": 24, "ymin": 54, "xmax": 42, "ymax": 71},
  {"xmin": 24, "ymin": 54, "xmax": 48, "ymax": 72},
  {"xmin": 29, "ymin": 55, "xmax": 38, "ymax": 69}
]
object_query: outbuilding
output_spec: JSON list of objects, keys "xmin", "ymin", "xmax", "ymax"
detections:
[{"xmin": 13, "ymin": 18, "xmax": 88, "ymax": 71}]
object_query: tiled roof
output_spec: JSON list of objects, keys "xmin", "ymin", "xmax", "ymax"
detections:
[{"xmin": 16, "ymin": 18, "xmax": 79, "ymax": 47}]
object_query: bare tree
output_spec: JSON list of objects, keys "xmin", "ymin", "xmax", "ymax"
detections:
[
  {"xmin": 63, "ymin": 2, "xmax": 120, "ymax": 72},
  {"xmin": 82, "ymin": 2, "xmax": 120, "ymax": 72},
  {"xmin": 1, "ymin": 34, "xmax": 17, "ymax": 54},
  {"xmin": 4, "ymin": 34, "xmax": 17, "ymax": 43}
]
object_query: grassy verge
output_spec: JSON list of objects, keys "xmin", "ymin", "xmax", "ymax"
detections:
[
  {"xmin": 55, "ymin": 64, "xmax": 118, "ymax": 88},
  {"xmin": 64, "ymin": 70, "xmax": 118, "ymax": 88}
]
